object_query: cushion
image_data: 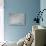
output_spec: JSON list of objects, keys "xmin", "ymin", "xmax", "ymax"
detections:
[{"xmin": 17, "ymin": 37, "xmax": 25, "ymax": 46}]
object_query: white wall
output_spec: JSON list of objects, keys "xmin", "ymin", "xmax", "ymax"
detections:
[
  {"xmin": 40, "ymin": 0, "xmax": 46, "ymax": 28},
  {"xmin": 40, "ymin": 0, "xmax": 46, "ymax": 27},
  {"xmin": 0, "ymin": 0, "xmax": 4, "ymax": 42}
]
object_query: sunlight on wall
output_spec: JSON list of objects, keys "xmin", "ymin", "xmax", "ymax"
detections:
[{"xmin": 0, "ymin": 0, "xmax": 4, "ymax": 42}]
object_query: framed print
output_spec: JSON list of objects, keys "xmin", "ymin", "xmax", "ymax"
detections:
[{"xmin": 9, "ymin": 13, "xmax": 26, "ymax": 26}]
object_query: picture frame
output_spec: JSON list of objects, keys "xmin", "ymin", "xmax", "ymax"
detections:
[{"xmin": 9, "ymin": 13, "xmax": 26, "ymax": 26}]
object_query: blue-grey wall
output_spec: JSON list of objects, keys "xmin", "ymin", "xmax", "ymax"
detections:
[{"xmin": 4, "ymin": 0, "xmax": 40, "ymax": 42}]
